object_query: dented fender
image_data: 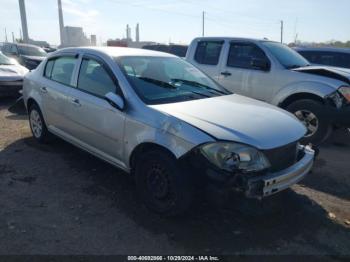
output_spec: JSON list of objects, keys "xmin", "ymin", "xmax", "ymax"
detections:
[{"xmin": 122, "ymin": 108, "xmax": 215, "ymax": 170}]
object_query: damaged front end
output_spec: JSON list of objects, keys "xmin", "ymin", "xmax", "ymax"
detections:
[
  {"xmin": 181, "ymin": 142, "xmax": 314, "ymax": 203},
  {"xmin": 326, "ymin": 86, "xmax": 350, "ymax": 127}
]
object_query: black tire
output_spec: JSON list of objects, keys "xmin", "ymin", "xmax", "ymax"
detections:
[
  {"xmin": 28, "ymin": 103, "xmax": 50, "ymax": 143},
  {"xmin": 286, "ymin": 99, "xmax": 332, "ymax": 145},
  {"xmin": 134, "ymin": 150, "xmax": 193, "ymax": 216}
]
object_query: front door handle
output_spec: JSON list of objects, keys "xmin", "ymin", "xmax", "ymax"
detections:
[
  {"xmin": 221, "ymin": 71, "xmax": 232, "ymax": 77},
  {"xmin": 71, "ymin": 98, "xmax": 81, "ymax": 107},
  {"xmin": 40, "ymin": 87, "xmax": 48, "ymax": 93}
]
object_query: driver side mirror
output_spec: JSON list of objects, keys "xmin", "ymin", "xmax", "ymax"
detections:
[
  {"xmin": 251, "ymin": 58, "xmax": 270, "ymax": 71},
  {"xmin": 105, "ymin": 92, "xmax": 125, "ymax": 110}
]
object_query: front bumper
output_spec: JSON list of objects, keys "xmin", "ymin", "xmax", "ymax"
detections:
[
  {"xmin": 245, "ymin": 145, "xmax": 314, "ymax": 198},
  {"xmin": 195, "ymin": 145, "xmax": 315, "ymax": 202},
  {"xmin": 0, "ymin": 81, "xmax": 23, "ymax": 97}
]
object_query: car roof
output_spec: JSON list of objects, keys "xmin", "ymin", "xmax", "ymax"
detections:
[
  {"xmin": 191, "ymin": 36, "xmax": 276, "ymax": 43},
  {"xmin": 56, "ymin": 46, "xmax": 177, "ymax": 58},
  {"xmin": 294, "ymin": 46, "xmax": 350, "ymax": 53},
  {"xmin": 4, "ymin": 42, "xmax": 43, "ymax": 48}
]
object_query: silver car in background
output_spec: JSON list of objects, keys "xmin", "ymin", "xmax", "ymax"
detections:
[
  {"xmin": 186, "ymin": 37, "xmax": 350, "ymax": 145},
  {"xmin": 23, "ymin": 47, "xmax": 314, "ymax": 216},
  {"xmin": 0, "ymin": 51, "xmax": 29, "ymax": 97}
]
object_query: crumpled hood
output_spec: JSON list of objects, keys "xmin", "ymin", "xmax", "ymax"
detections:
[
  {"xmin": 0, "ymin": 64, "xmax": 29, "ymax": 81},
  {"xmin": 293, "ymin": 65, "xmax": 350, "ymax": 85},
  {"xmin": 151, "ymin": 94, "xmax": 306, "ymax": 150}
]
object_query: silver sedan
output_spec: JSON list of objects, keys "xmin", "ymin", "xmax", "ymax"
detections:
[{"xmin": 23, "ymin": 47, "xmax": 314, "ymax": 216}]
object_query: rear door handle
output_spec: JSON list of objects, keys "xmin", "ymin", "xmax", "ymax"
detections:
[
  {"xmin": 71, "ymin": 98, "xmax": 81, "ymax": 107},
  {"xmin": 221, "ymin": 71, "xmax": 232, "ymax": 77},
  {"xmin": 40, "ymin": 87, "xmax": 48, "ymax": 93}
]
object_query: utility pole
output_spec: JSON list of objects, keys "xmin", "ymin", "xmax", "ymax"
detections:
[
  {"xmin": 12, "ymin": 32, "xmax": 15, "ymax": 43},
  {"xmin": 58, "ymin": 0, "xmax": 65, "ymax": 46},
  {"xmin": 18, "ymin": 0, "xmax": 29, "ymax": 43},
  {"xmin": 202, "ymin": 11, "xmax": 205, "ymax": 37},
  {"xmin": 280, "ymin": 20, "xmax": 284, "ymax": 44}
]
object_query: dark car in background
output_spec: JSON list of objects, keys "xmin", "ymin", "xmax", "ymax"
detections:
[
  {"xmin": 1, "ymin": 43, "xmax": 47, "ymax": 70},
  {"xmin": 142, "ymin": 44, "xmax": 188, "ymax": 57},
  {"xmin": 295, "ymin": 47, "xmax": 350, "ymax": 69}
]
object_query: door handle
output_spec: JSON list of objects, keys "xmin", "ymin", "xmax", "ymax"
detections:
[
  {"xmin": 71, "ymin": 98, "xmax": 81, "ymax": 107},
  {"xmin": 221, "ymin": 71, "xmax": 232, "ymax": 77},
  {"xmin": 40, "ymin": 87, "xmax": 48, "ymax": 93}
]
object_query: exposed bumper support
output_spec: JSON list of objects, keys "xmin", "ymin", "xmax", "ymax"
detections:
[{"xmin": 246, "ymin": 146, "xmax": 314, "ymax": 198}]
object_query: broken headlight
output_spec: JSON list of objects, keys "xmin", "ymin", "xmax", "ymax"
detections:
[
  {"xmin": 328, "ymin": 91, "xmax": 344, "ymax": 108},
  {"xmin": 200, "ymin": 142, "xmax": 270, "ymax": 173},
  {"xmin": 338, "ymin": 86, "xmax": 350, "ymax": 104}
]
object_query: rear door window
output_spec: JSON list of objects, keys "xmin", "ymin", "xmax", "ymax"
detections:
[
  {"xmin": 194, "ymin": 41, "xmax": 223, "ymax": 65},
  {"xmin": 51, "ymin": 56, "xmax": 77, "ymax": 86}
]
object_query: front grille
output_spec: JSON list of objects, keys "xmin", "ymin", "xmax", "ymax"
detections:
[{"xmin": 263, "ymin": 142, "xmax": 298, "ymax": 173}]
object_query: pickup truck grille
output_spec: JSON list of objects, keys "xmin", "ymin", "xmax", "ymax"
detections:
[{"xmin": 263, "ymin": 142, "xmax": 298, "ymax": 173}]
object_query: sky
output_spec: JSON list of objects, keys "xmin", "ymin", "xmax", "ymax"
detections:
[{"xmin": 0, "ymin": 0, "xmax": 349, "ymax": 46}]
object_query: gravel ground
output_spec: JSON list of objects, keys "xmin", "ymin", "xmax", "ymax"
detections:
[{"xmin": 0, "ymin": 98, "xmax": 349, "ymax": 256}]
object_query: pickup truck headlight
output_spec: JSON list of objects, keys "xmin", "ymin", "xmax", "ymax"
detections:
[
  {"xmin": 339, "ymin": 86, "xmax": 350, "ymax": 104},
  {"xmin": 200, "ymin": 142, "xmax": 270, "ymax": 173}
]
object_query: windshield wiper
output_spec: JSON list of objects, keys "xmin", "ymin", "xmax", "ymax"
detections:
[
  {"xmin": 186, "ymin": 90, "xmax": 212, "ymax": 98},
  {"xmin": 138, "ymin": 77, "xmax": 176, "ymax": 89},
  {"xmin": 170, "ymin": 78, "xmax": 229, "ymax": 95}
]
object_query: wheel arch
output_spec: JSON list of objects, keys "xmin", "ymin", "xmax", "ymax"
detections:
[
  {"xmin": 129, "ymin": 142, "xmax": 177, "ymax": 171},
  {"xmin": 26, "ymin": 97, "xmax": 40, "ymax": 112},
  {"xmin": 279, "ymin": 92, "xmax": 325, "ymax": 109}
]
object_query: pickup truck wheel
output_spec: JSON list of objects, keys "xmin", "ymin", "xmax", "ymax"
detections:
[
  {"xmin": 28, "ymin": 104, "xmax": 50, "ymax": 143},
  {"xmin": 286, "ymin": 99, "xmax": 332, "ymax": 145},
  {"xmin": 134, "ymin": 150, "xmax": 193, "ymax": 216}
]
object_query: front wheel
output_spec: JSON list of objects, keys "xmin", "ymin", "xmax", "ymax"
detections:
[
  {"xmin": 286, "ymin": 99, "xmax": 332, "ymax": 145},
  {"xmin": 134, "ymin": 150, "xmax": 193, "ymax": 216}
]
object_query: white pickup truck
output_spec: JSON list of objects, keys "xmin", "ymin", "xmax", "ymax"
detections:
[{"xmin": 186, "ymin": 37, "xmax": 350, "ymax": 144}]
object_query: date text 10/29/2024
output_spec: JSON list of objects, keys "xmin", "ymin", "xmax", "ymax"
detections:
[{"xmin": 127, "ymin": 256, "xmax": 220, "ymax": 261}]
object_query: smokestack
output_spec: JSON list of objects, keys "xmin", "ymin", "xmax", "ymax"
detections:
[
  {"xmin": 126, "ymin": 24, "xmax": 131, "ymax": 40},
  {"xmin": 58, "ymin": 0, "xmax": 65, "ymax": 46},
  {"xmin": 18, "ymin": 0, "xmax": 29, "ymax": 43},
  {"xmin": 4, "ymin": 28, "xmax": 8, "ymax": 42},
  {"xmin": 136, "ymin": 23, "xmax": 140, "ymax": 43}
]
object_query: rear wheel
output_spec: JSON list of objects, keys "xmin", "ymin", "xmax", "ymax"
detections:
[
  {"xmin": 28, "ymin": 104, "xmax": 50, "ymax": 143},
  {"xmin": 286, "ymin": 99, "xmax": 332, "ymax": 145},
  {"xmin": 134, "ymin": 150, "xmax": 193, "ymax": 216}
]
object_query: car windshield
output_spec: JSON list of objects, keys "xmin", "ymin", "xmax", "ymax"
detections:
[
  {"xmin": 18, "ymin": 45, "xmax": 47, "ymax": 57},
  {"xmin": 116, "ymin": 56, "xmax": 230, "ymax": 105},
  {"xmin": 262, "ymin": 41, "xmax": 310, "ymax": 69},
  {"xmin": 0, "ymin": 52, "xmax": 15, "ymax": 65}
]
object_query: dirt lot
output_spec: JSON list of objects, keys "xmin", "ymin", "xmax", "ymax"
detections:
[{"xmin": 0, "ymin": 98, "xmax": 349, "ymax": 256}]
